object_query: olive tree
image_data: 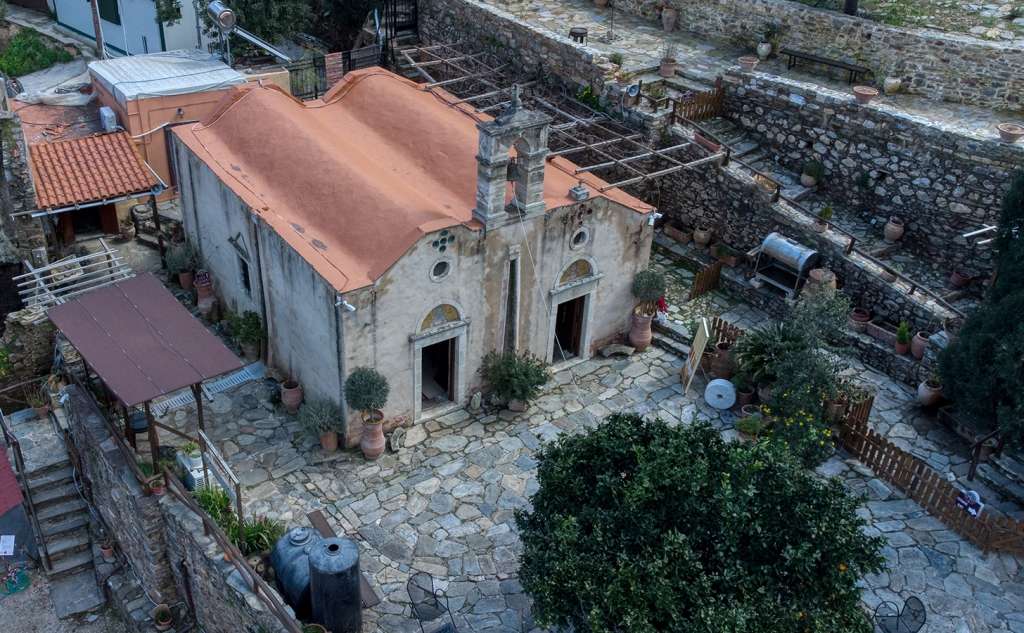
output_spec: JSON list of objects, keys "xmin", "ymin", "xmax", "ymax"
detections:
[{"xmin": 516, "ymin": 414, "xmax": 884, "ymax": 633}]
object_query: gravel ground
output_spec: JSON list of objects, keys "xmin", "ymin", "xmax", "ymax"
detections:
[{"xmin": 0, "ymin": 568, "xmax": 126, "ymax": 633}]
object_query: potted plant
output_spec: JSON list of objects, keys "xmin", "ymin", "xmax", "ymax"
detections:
[
  {"xmin": 660, "ymin": 3, "xmax": 678, "ymax": 32},
  {"xmin": 997, "ymin": 122, "xmax": 1024, "ymax": 143},
  {"xmin": 713, "ymin": 243, "xmax": 739, "ymax": 267},
  {"xmin": 911, "ymin": 331, "xmax": 930, "ymax": 360},
  {"xmin": 344, "ymin": 367, "xmax": 389, "ymax": 460},
  {"xmin": 917, "ymin": 374, "xmax": 943, "ymax": 407},
  {"xmin": 152, "ymin": 604, "xmax": 173, "ymax": 632},
  {"xmin": 733, "ymin": 371, "xmax": 755, "ymax": 406},
  {"xmin": 608, "ymin": 52, "xmax": 623, "ymax": 67},
  {"xmin": 147, "ymin": 476, "xmax": 165, "ymax": 497},
  {"xmin": 165, "ymin": 244, "xmax": 197, "ymax": 291},
  {"xmin": 801, "ymin": 160, "xmax": 824, "ymax": 187},
  {"xmin": 737, "ymin": 55, "xmax": 759, "ymax": 72},
  {"xmin": 735, "ymin": 413, "xmax": 764, "ymax": 440},
  {"xmin": 25, "ymin": 388, "xmax": 48, "ymax": 420},
  {"xmin": 883, "ymin": 216, "xmax": 905, "ymax": 242},
  {"xmin": 814, "ymin": 205, "xmax": 832, "ymax": 233},
  {"xmin": 659, "ymin": 43, "xmax": 678, "ymax": 78},
  {"xmin": 480, "ymin": 350, "xmax": 549, "ymax": 412},
  {"xmin": 119, "ymin": 218, "xmax": 136, "ymax": 241},
  {"xmin": 848, "ymin": 307, "xmax": 871, "ymax": 333},
  {"xmin": 629, "ymin": 269, "xmax": 666, "ymax": 351},
  {"xmin": 949, "ymin": 269, "xmax": 971, "ymax": 288},
  {"xmin": 281, "ymin": 379, "xmax": 303, "ymax": 414},
  {"xmin": 99, "ymin": 540, "xmax": 115, "ymax": 562},
  {"xmin": 894, "ymin": 321, "xmax": 911, "ymax": 355},
  {"xmin": 756, "ymin": 26, "xmax": 775, "ymax": 60},
  {"xmin": 230, "ymin": 311, "xmax": 263, "ymax": 359},
  {"xmin": 663, "ymin": 220, "xmax": 691, "ymax": 244},
  {"xmin": 180, "ymin": 441, "xmax": 202, "ymax": 469},
  {"xmin": 299, "ymin": 399, "xmax": 342, "ymax": 453},
  {"xmin": 692, "ymin": 226, "xmax": 712, "ymax": 247},
  {"xmin": 853, "ymin": 85, "xmax": 879, "ymax": 104}
]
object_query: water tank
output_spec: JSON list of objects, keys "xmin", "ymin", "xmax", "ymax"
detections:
[
  {"xmin": 309, "ymin": 538, "xmax": 362, "ymax": 633},
  {"xmin": 270, "ymin": 527, "xmax": 322, "ymax": 620},
  {"xmin": 99, "ymin": 106, "xmax": 118, "ymax": 133}
]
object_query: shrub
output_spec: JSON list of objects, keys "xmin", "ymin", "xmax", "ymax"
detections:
[
  {"xmin": 609, "ymin": 52, "xmax": 624, "ymax": 66},
  {"xmin": 765, "ymin": 408, "xmax": 835, "ymax": 467},
  {"xmin": 818, "ymin": 205, "xmax": 834, "ymax": 221},
  {"xmin": 228, "ymin": 516, "xmax": 286, "ymax": 556},
  {"xmin": 734, "ymin": 321, "xmax": 805, "ymax": 385},
  {"xmin": 735, "ymin": 414, "xmax": 764, "ymax": 436},
  {"xmin": 802, "ymin": 160, "xmax": 825, "ymax": 180},
  {"xmin": 194, "ymin": 485, "xmax": 232, "ymax": 527},
  {"xmin": 632, "ymin": 269, "xmax": 666, "ymax": 315},
  {"xmin": 344, "ymin": 367, "xmax": 389, "ymax": 414},
  {"xmin": 181, "ymin": 441, "xmax": 199, "ymax": 457},
  {"xmin": 165, "ymin": 244, "xmax": 197, "ymax": 276},
  {"xmin": 0, "ymin": 29, "xmax": 73, "ymax": 77},
  {"xmin": 516, "ymin": 414, "xmax": 884, "ymax": 633},
  {"xmin": 896, "ymin": 321, "xmax": 911, "ymax": 345},
  {"xmin": 0, "ymin": 345, "xmax": 10, "ymax": 380},
  {"xmin": 480, "ymin": 350, "xmax": 549, "ymax": 404},
  {"xmin": 229, "ymin": 311, "xmax": 263, "ymax": 345},
  {"xmin": 298, "ymin": 398, "xmax": 341, "ymax": 434}
]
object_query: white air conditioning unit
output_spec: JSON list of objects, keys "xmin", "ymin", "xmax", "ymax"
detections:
[{"xmin": 99, "ymin": 106, "xmax": 118, "ymax": 134}]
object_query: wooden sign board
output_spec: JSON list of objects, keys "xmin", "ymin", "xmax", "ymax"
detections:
[{"xmin": 681, "ymin": 318, "xmax": 710, "ymax": 394}]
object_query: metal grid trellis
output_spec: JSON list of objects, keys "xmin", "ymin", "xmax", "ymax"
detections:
[{"xmin": 399, "ymin": 42, "xmax": 726, "ymax": 193}]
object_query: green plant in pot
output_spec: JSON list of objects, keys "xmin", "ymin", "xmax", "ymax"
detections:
[
  {"xmin": 165, "ymin": 244, "xmax": 197, "ymax": 290},
  {"xmin": 735, "ymin": 413, "xmax": 764, "ymax": 439},
  {"xmin": 345, "ymin": 367, "xmax": 389, "ymax": 460},
  {"xmin": 480, "ymin": 350, "xmax": 549, "ymax": 412},
  {"xmin": 629, "ymin": 269, "xmax": 666, "ymax": 352},
  {"xmin": 298, "ymin": 398, "xmax": 342, "ymax": 453},
  {"xmin": 801, "ymin": 160, "xmax": 825, "ymax": 187},
  {"xmin": 152, "ymin": 604, "xmax": 173, "ymax": 632},
  {"xmin": 230, "ymin": 311, "xmax": 263, "ymax": 360},
  {"xmin": 180, "ymin": 441, "xmax": 201, "ymax": 468},
  {"xmin": 895, "ymin": 321, "xmax": 911, "ymax": 355},
  {"xmin": 815, "ymin": 205, "xmax": 833, "ymax": 232}
]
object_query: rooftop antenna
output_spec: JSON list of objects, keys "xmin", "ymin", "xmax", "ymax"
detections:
[{"xmin": 207, "ymin": 1, "xmax": 294, "ymax": 65}]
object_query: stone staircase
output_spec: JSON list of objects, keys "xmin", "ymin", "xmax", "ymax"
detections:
[
  {"xmin": 7, "ymin": 408, "xmax": 104, "ymax": 617},
  {"xmin": 976, "ymin": 451, "xmax": 1024, "ymax": 514},
  {"xmin": 652, "ymin": 318, "xmax": 691, "ymax": 359}
]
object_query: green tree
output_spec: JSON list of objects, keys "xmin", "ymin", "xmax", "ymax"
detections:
[
  {"xmin": 201, "ymin": 0, "xmax": 312, "ymax": 55},
  {"xmin": 516, "ymin": 414, "xmax": 884, "ymax": 633}
]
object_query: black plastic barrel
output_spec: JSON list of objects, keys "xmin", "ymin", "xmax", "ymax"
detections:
[
  {"xmin": 308, "ymin": 537, "xmax": 361, "ymax": 633},
  {"xmin": 270, "ymin": 527, "xmax": 322, "ymax": 620}
]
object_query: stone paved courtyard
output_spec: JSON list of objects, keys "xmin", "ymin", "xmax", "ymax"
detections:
[{"xmin": 159, "ymin": 329, "xmax": 1023, "ymax": 633}]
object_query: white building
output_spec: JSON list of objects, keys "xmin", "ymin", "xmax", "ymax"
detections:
[{"xmin": 53, "ymin": 0, "xmax": 213, "ymax": 56}]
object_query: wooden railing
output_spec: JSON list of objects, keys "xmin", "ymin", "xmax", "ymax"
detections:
[
  {"xmin": 688, "ymin": 260, "xmax": 723, "ymax": 300},
  {"xmin": 671, "ymin": 79, "xmax": 725, "ymax": 123},
  {"xmin": 838, "ymin": 397, "xmax": 1024, "ymax": 556},
  {"xmin": 0, "ymin": 410, "xmax": 51, "ymax": 569}
]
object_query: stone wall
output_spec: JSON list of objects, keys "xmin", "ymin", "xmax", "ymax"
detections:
[
  {"xmin": 657, "ymin": 143, "xmax": 955, "ymax": 334},
  {"xmin": 0, "ymin": 111, "xmax": 46, "ymax": 263},
  {"xmin": 419, "ymin": 0, "xmax": 608, "ymax": 89},
  {"xmin": 161, "ymin": 499, "xmax": 292, "ymax": 633},
  {"xmin": 721, "ymin": 71, "xmax": 1022, "ymax": 274},
  {"xmin": 65, "ymin": 385, "xmax": 180, "ymax": 604},
  {"xmin": 614, "ymin": 0, "xmax": 1023, "ymax": 111},
  {"xmin": 0, "ymin": 308, "xmax": 54, "ymax": 386}
]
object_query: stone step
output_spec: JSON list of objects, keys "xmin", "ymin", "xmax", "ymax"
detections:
[
  {"xmin": 975, "ymin": 463, "xmax": 1024, "ymax": 508},
  {"xmin": 43, "ymin": 548, "xmax": 93, "ymax": 580},
  {"xmin": 653, "ymin": 319, "xmax": 692, "ymax": 346},
  {"xmin": 30, "ymin": 482, "xmax": 79, "ymax": 510},
  {"xmin": 36, "ymin": 497, "xmax": 87, "ymax": 525},
  {"xmin": 50, "ymin": 569, "xmax": 104, "ymax": 619},
  {"xmin": 989, "ymin": 452, "xmax": 1024, "ymax": 485},
  {"xmin": 40, "ymin": 514, "xmax": 89, "ymax": 540},
  {"xmin": 23, "ymin": 465, "xmax": 75, "ymax": 493},
  {"xmin": 652, "ymin": 332, "xmax": 690, "ymax": 360},
  {"xmin": 44, "ymin": 530, "xmax": 92, "ymax": 560}
]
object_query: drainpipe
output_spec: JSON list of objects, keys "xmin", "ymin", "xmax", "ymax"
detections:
[
  {"xmin": 334, "ymin": 298, "xmax": 348, "ymax": 445},
  {"xmin": 250, "ymin": 215, "xmax": 274, "ymax": 369}
]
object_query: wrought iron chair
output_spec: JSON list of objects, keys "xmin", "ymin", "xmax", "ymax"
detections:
[
  {"xmin": 874, "ymin": 596, "xmax": 927, "ymax": 633},
  {"xmin": 407, "ymin": 572, "xmax": 457, "ymax": 633}
]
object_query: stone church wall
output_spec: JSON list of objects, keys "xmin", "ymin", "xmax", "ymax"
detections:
[{"xmin": 613, "ymin": 0, "xmax": 1024, "ymax": 111}]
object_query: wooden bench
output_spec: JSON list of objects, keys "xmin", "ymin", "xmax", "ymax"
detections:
[{"xmin": 779, "ymin": 48, "xmax": 871, "ymax": 84}]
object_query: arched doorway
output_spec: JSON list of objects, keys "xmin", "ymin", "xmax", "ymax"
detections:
[
  {"xmin": 412, "ymin": 304, "xmax": 466, "ymax": 420},
  {"xmin": 550, "ymin": 259, "xmax": 599, "ymax": 363}
]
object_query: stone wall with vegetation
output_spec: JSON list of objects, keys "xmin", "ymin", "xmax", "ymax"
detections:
[
  {"xmin": 161, "ymin": 498, "xmax": 292, "ymax": 633},
  {"xmin": 657, "ymin": 143, "xmax": 955, "ymax": 336},
  {"xmin": 0, "ymin": 308, "xmax": 54, "ymax": 385},
  {"xmin": 720, "ymin": 71, "xmax": 1023, "ymax": 275},
  {"xmin": 615, "ymin": 0, "xmax": 1023, "ymax": 111},
  {"xmin": 419, "ymin": 0, "xmax": 607, "ymax": 89},
  {"xmin": 65, "ymin": 385, "xmax": 180, "ymax": 604},
  {"xmin": 0, "ymin": 111, "xmax": 46, "ymax": 262}
]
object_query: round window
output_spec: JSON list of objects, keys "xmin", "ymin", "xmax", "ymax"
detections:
[
  {"xmin": 430, "ymin": 260, "xmax": 451, "ymax": 281},
  {"xmin": 570, "ymin": 228, "xmax": 590, "ymax": 250}
]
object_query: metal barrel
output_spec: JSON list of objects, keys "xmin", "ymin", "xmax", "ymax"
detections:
[
  {"xmin": 308, "ymin": 537, "xmax": 362, "ymax": 633},
  {"xmin": 270, "ymin": 527, "xmax": 322, "ymax": 620},
  {"xmin": 761, "ymin": 232, "xmax": 819, "ymax": 276}
]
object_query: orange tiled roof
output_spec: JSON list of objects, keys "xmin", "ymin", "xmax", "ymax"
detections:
[{"xmin": 29, "ymin": 132, "xmax": 159, "ymax": 210}]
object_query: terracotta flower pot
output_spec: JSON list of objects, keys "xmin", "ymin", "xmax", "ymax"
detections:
[
  {"xmin": 883, "ymin": 216, "xmax": 904, "ymax": 242},
  {"xmin": 148, "ymin": 482, "xmax": 165, "ymax": 497},
  {"xmin": 848, "ymin": 308, "xmax": 871, "ymax": 333},
  {"xmin": 740, "ymin": 404, "xmax": 760, "ymax": 418},
  {"xmin": 692, "ymin": 226, "xmax": 712, "ymax": 247},
  {"xmin": 710, "ymin": 342, "xmax": 734, "ymax": 379},
  {"xmin": 319, "ymin": 430, "xmax": 338, "ymax": 453},
  {"xmin": 736, "ymin": 387, "xmax": 755, "ymax": 407},
  {"xmin": 997, "ymin": 122, "xmax": 1024, "ymax": 143},
  {"xmin": 100, "ymin": 544, "xmax": 115, "ymax": 562},
  {"xmin": 360, "ymin": 419, "xmax": 386, "ymax": 460},
  {"xmin": 659, "ymin": 58, "xmax": 677, "ymax": 78},
  {"xmin": 195, "ymin": 279, "xmax": 213, "ymax": 300},
  {"xmin": 949, "ymin": 270, "xmax": 971, "ymax": 288},
  {"xmin": 663, "ymin": 224, "xmax": 691, "ymax": 244},
  {"xmin": 738, "ymin": 56, "xmax": 759, "ymax": 72},
  {"xmin": 628, "ymin": 312, "xmax": 654, "ymax": 352},
  {"xmin": 894, "ymin": 340, "xmax": 910, "ymax": 355},
  {"xmin": 910, "ymin": 331, "xmax": 929, "ymax": 360},
  {"xmin": 661, "ymin": 7, "xmax": 678, "ymax": 32},
  {"xmin": 853, "ymin": 85, "xmax": 878, "ymax": 104},
  {"xmin": 917, "ymin": 380, "xmax": 942, "ymax": 407},
  {"xmin": 178, "ymin": 270, "xmax": 194, "ymax": 291},
  {"xmin": 281, "ymin": 380, "xmax": 303, "ymax": 414}
]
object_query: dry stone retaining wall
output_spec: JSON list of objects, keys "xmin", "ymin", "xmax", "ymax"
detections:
[
  {"xmin": 721, "ymin": 71, "xmax": 1024, "ymax": 275},
  {"xmin": 615, "ymin": 0, "xmax": 1024, "ymax": 111}
]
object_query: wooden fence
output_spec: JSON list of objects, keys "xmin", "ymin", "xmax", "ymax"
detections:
[
  {"xmin": 838, "ymin": 397, "xmax": 1024, "ymax": 556},
  {"xmin": 672, "ymin": 79, "xmax": 725, "ymax": 123},
  {"xmin": 688, "ymin": 260, "xmax": 723, "ymax": 300}
]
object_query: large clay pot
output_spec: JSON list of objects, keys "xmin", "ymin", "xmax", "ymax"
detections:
[
  {"xmin": 849, "ymin": 308, "xmax": 871, "ymax": 333},
  {"xmin": 805, "ymin": 268, "xmax": 837, "ymax": 296},
  {"xmin": 629, "ymin": 312, "xmax": 654, "ymax": 352},
  {"xmin": 736, "ymin": 387, "xmax": 755, "ymax": 407},
  {"xmin": 360, "ymin": 418, "xmax": 386, "ymax": 460},
  {"xmin": 883, "ymin": 216, "xmax": 905, "ymax": 242},
  {"xmin": 949, "ymin": 270, "xmax": 971, "ymax": 288},
  {"xmin": 659, "ymin": 58, "xmax": 677, "ymax": 78},
  {"xmin": 661, "ymin": 7, "xmax": 678, "ymax": 32},
  {"xmin": 997, "ymin": 122, "xmax": 1024, "ymax": 143},
  {"xmin": 692, "ymin": 226, "xmax": 712, "ymax": 247},
  {"xmin": 756, "ymin": 42, "xmax": 772, "ymax": 61},
  {"xmin": 882, "ymin": 77, "xmax": 901, "ymax": 95},
  {"xmin": 853, "ymin": 85, "xmax": 878, "ymax": 104},
  {"xmin": 911, "ymin": 331, "xmax": 929, "ymax": 360},
  {"xmin": 319, "ymin": 431, "xmax": 338, "ymax": 453},
  {"xmin": 917, "ymin": 380, "xmax": 943, "ymax": 407},
  {"xmin": 738, "ymin": 56, "xmax": 759, "ymax": 72},
  {"xmin": 710, "ymin": 342, "xmax": 734, "ymax": 379},
  {"xmin": 281, "ymin": 380, "xmax": 303, "ymax": 414},
  {"xmin": 178, "ymin": 271, "xmax": 194, "ymax": 291}
]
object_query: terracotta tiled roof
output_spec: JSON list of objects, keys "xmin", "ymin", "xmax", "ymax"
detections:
[{"xmin": 29, "ymin": 132, "xmax": 159, "ymax": 210}]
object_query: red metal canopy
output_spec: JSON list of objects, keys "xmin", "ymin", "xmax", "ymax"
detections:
[{"xmin": 48, "ymin": 273, "xmax": 243, "ymax": 407}]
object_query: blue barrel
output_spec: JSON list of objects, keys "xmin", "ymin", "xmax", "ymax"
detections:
[
  {"xmin": 308, "ymin": 538, "xmax": 361, "ymax": 633},
  {"xmin": 270, "ymin": 527, "xmax": 321, "ymax": 620}
]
